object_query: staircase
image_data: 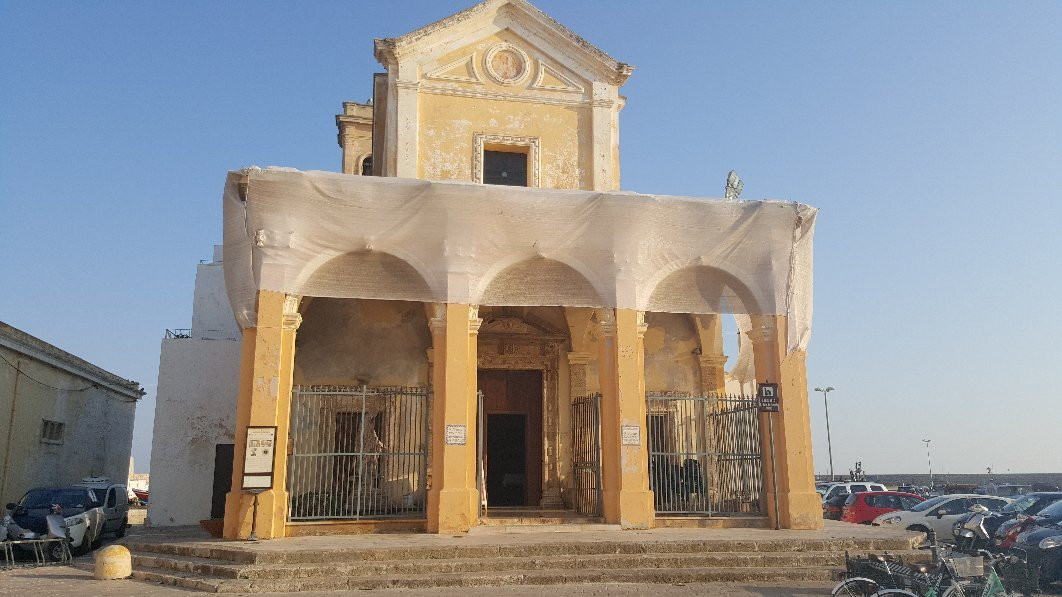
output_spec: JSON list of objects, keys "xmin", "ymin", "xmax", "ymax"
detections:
[{"xmin": 123, "ymin": 529, "xmax": 927, "ymax": 593}]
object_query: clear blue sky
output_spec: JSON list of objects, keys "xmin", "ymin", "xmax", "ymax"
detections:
[{"xmin": 2, "ymin": 1, "xmax": 1060, "ymax": 476}]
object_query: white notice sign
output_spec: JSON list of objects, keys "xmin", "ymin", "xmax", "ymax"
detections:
[
  {"xmin": 244, "ymin": 427, "xmax": 277, "ymax": 475},
  {"xmin": 445, "ymin": 424, "xmax": 467, "ymax": 446},
  {"xmin": 621, "ymin": 425, "xmax": 640, "ymax": 446}
]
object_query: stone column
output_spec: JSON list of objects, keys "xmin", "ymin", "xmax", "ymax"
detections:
[
  {"xmin": 426, "ymin": 304, "xmax": 481, "ymax": 533},
  {"xmin": 699, "ymin": 355, "xmax": 728, "ymax": 395},
  {"xmin": 223, "ymin": 291, "xmax": 301, "ymax": 540},
  {"xmin": 597, "ymin": 309, "xmax": 654, "ymax": 528},
  {"xmin": 568, "ymin": 351, "xmax": 591, "ymax": 398},
  {"xmin": 747, "ymin": 315, "xmax": 821, "ymax": 530}
]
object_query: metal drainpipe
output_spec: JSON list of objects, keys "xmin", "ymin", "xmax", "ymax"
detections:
[{"xmin": 0, "ymin": 357, "xmax": 23, "ymax": 502}]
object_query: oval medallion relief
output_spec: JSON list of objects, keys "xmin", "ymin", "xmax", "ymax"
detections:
[{"xmin": 484, "ymin": 43, "xmax": 530, "ymax": 85}]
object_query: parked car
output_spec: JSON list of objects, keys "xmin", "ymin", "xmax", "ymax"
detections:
[
  {"xmin": 976, "ymin": 483, "xmax": 1032, "ymax": 497},
  {"xmin": 75, "ymin": 477, "xmax": 130, "ymax": 538},
  {"xmin": 996, "ymin": 497, "xmax": 1062, "ymax": 593},
  {"xmin": 7, "ymin": 487, "xmax": 106, "ymax": 555},
  {"xmin": 819, "ymin": 482, "xmax": 888, "ymax": 504},
  {"xmin": 872, "ymin": 493, "xmax": 1012, "ymax": 539},
  {"xmin": 841, "ymin": 491, "xmax": 924, "ymax": 525},
  {"xmin": 953, "ymin": 492, "xmax": 1062, "ymax": 546},
  {"xmin": 823, "ymin": 494, "xmax": 849, "ymax": 520}
]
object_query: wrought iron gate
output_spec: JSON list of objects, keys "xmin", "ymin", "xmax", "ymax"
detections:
[
  {"xmin": 646, "ymin": 392, "xmax": 763, "ymax": 516},
  {"xmin": 287, "ymin": 385, "xmax": 429, "ymax": 521},
  {"xmin": 571, "ymin": 394, "xmax": 602, "ymax": 516}
]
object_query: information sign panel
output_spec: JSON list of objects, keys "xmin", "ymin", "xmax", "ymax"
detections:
[
  {"xmin": 241, "ymin": 426, "xmax": 277, "ymax": 490},
  {"xmin": 757, "ymin": 383, "xmax": 780, "ymax": 412}
]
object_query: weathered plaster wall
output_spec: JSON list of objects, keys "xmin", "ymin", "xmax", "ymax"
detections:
[
  {"xmin": 0, "ymin": 345, "xmax": 136, "ymax": 506},
  {"xmin": 149, "ymin": 249, "xmax": 242, "ymax": 526},
  {"xmin": 148, "ymin": 338, "xmax": 239, "ymax": 525},
  {"xmin": 643, "ymin": 312, "xmax": 701, "ymax": 394},
  {"xmin": 294, "ymin": 299, "xmax": 430, "ymax": 387},
  {"xmin": 191, "ymin": 247, "xmax": 241, "ymax": 341}
]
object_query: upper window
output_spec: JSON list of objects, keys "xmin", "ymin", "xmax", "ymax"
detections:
[
  {"xmin": 41, "ymin": 419, "xmax": 64, "ymax": 444},
  {"xmin": 483, "ymin": 150, "xmax": 528, "ymax": 186}
]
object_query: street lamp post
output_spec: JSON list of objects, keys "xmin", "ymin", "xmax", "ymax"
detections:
[
  {"xmin": 814, "ymin": 386, "xmax": 835, "ymax": 481},
  {"xmin": 922, "ymin": 439, "xmax": 933, "ymax": 489}
]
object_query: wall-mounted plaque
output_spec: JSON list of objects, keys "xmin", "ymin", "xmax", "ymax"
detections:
[
  {"xmin": 242, "ymin": 426, "xmax": 277, "ymax": 490},
  {"xmin": 621, "ymin": 425, "xmax": 640, "ymax": 446},
  {"xmin": 445, "ymin": 424, "xmax": 467, "ymax": 446}
]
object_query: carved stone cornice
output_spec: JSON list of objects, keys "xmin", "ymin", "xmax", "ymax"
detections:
[
  {"xmin": 635, "ymin": 311, "xmax": 648, "ymax": 338},
  {"xmin": 595, "ymin": 308, "xmax": 616, "ymax": 337},
  {"xmin": 282, "ymin": 295, "xmax": 303, "ymax": 331},
  {"xmin": 699, "ymin": 355, "xmax": 729, "ymax": 368},
  {"xmin": 745, "ymin": 322, "xmax": 776, "ymax": 344},
  {"xmin": 566, "ymin": 351, "xmax": 591, "ymax": 366}
]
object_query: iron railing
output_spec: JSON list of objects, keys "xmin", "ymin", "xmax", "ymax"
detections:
[
  {"xmin": 164, "ymin": 328, "xmax": 191, "ymax": 339},
  {"xmin": 571, "ymin": 394, "xmax": 602, "ymax": 516},
  {"xmin": 287, "ymin": 385, "xmax": 429, "ymax": 521},
  {"xmin": 647, "ymin": 392, "xmax": 763, "ymax": 516}
]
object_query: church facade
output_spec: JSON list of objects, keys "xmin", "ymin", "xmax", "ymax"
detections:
[{"xmin": 219, "ymin": 0, "xmax": 821, "ymax": 540}]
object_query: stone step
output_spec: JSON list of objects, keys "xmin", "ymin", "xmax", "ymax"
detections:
[
  {"xmin": 125, "ymin": 535, "xmax": 921, "ymax": 565},
  {"xmin": 469, "ymin": 522, "xmax": 621, "ymax": 533},
  {"xmin": 133, "ymin": 564, "xmax": 841, "ymax": 593},
  {"xmin": 136, "ymin": 548, "xmax": 919, "ymax": 580}
]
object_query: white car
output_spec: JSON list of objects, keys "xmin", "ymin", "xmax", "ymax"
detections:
[
  {"xmin": 819, "ymin": 482, "xmax": 888, "ymax": 504},
  {"xmin": 872, "ymin": 493, "xmax": 1013, "ymax": 539}
]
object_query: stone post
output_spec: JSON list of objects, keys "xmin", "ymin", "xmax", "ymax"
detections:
[
  {"xmin": 598, "ymin": 309, "xmax": 654, "ymax": 528},
  {"xmin": 747, "ymin": 315, "xmax": 821, "ymax": 530},
  {"xmin": 223, "ymin": 291, "xmax": 301, "ymax": 540},
  {"xmin": 426, "ymin": 304, "xmax": 481, "ymax": 533}
]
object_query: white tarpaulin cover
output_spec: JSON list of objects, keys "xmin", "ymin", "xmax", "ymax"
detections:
[{"xmin": 224, "ymin": 168, "xmax": 817, "ymax": 352}]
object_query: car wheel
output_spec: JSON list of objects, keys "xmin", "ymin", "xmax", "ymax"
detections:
[
  {"xmin": 46, "ymin": 539, "xmax": 69, "ymax": 562},
  {"xmin": 72, "ymin": 536, "xmax": 92, "ymax": 556},
  {"xmin": 114, "ymin": 517, "xmax": 127, "ymax": 538}
]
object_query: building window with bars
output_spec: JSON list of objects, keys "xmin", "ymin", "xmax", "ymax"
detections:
[{"xmin": 41, "ymin": 419, "xmax": 65, "ymax": 444}]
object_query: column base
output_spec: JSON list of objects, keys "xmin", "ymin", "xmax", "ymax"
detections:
[
  {"xmin": 222, "ymin": 488, "xmax": 288, "ymax": 540},
  {"xmin": 427, "ymin": 488, "xmax": 479, "ymax": 534},
  {"xmin": 539, "ymin": 486, "xmax": 564, "ymax": 509},
  {"xmin": 779, "ymin": 490, "xmax": 824, "ymax": 530},
  {"xmin": 602, "ymin": 488, "xmax": 655, "ymax": 529}
]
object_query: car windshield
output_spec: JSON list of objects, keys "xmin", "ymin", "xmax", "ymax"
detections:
[
  {"xmin": 1036, "ymin": 499, "xmax": 1062, "ymax": 519},
  {"xmin": 910, "ymin": 495, "xmax": 950, "ymax": 512},
  {"xmin": 18, "ymin": 489, "xmax": 87, "ymax": 510},
  {"xmin": 1002, "ymin": 495, "xmax": 1039, "ymax": 513}
]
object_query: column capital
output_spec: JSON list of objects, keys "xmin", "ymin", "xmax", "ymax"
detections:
[
  {"xmin": 595, "ymin": 308, "xmax": 617, "ymax": 337},
  {"xmin": 428, "ymin": 303, "xmax": 446, "ymax": 335},
  {"xmin": 635, "ymin": 311, "xmax": 648, "ymax": 338},
  {"xmin": 745, "ymin": 322, "xmax": 777, "ymax": 344},
  {"xmin": 567, "ymin": 351, "xmax": 592, "ymax": 366},
  {"xmin": 699, "ymin": 354, "xmax": 729, "ymax": 368},
  {"xmin": 281, "ymin": 294, "xmax": 303, "ymax": 331},
  {"xmin": 468, "ymin": 305, "xmax": 483, "ymax": 335}
]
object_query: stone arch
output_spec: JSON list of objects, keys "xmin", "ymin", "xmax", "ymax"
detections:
[
  {"xmin": 297, "ymin": 250, "xmax": 436, "ymax": 303},
  {"xmin": 646, "ymin": 265, "xmax": 762, "ymax": 316},
  {"xmin": 475, "ymin": 256, "xmax": 603, "ymax": 307}
]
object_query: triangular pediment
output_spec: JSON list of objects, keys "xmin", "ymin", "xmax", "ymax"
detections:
[
  {"xmin": 424, "ymin": 54, "xmax": 483, "ymax": 84},
  {"xmin": 375, "ymin": 0, "xmax": 633, "ymax": 86}
]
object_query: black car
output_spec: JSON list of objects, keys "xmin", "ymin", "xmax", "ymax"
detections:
[
  {"xmin": 996, "ymin": 497, "xmax": 1062, "ymax": 593},
  {"xmin": 953, "ymin": 491, "xmax": 1062, "ymax": 547},
  {"xmin": 9, "ymin": 487, "xmax": 100, "ymax": 534}
]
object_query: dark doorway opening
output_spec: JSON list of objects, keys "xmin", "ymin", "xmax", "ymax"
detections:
[
  {"xmin": 210, "ymin": 444, "xmax": 234, "ymax": 519},
  {"xmin": 486, "ymin": 414, "xmax": 527, "ymax": 506},
  {"xmin": 478, "ymin": 369, "xmax": 543, "ymax": 507},
  {"xmin": 483, "ymin": 150, "xmax": 528, "ymax": 186}
]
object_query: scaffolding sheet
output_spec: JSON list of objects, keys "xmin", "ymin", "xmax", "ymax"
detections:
[{"xmin": 223, "ymin": 167, "xmax": 817, "ymax": 352}]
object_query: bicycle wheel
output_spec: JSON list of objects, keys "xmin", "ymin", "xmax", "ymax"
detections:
[
  {"xmin": 940, "ymin": 580, "xmax": 977, "ymax": 597},
  {"xmin": 872, "ymin": 591, "xmax": 920, "ymax": 597},
  {"xmin": 830, "ymin": 577, "xmax": 881, "ymax": 596}
]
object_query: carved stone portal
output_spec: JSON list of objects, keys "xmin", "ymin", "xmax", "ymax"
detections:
[{"xmin": 477, "ymin": 314, "xmax": 567, "ymax": 509}]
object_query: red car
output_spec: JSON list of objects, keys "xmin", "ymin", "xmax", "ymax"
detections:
[{"xmin": 841, "ymin": 491, "xmax": 924, "ymax": 524}]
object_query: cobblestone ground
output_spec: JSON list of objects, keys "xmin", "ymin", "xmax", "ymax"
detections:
[{"xmin": 0, "ymin": 565, "xmax": 835, "ymax": 596}]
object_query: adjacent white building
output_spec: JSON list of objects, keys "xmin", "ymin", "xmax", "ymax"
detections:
[{"xmin": 148, "ymin": 246, "xmax": 241, "ymax": 526}]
